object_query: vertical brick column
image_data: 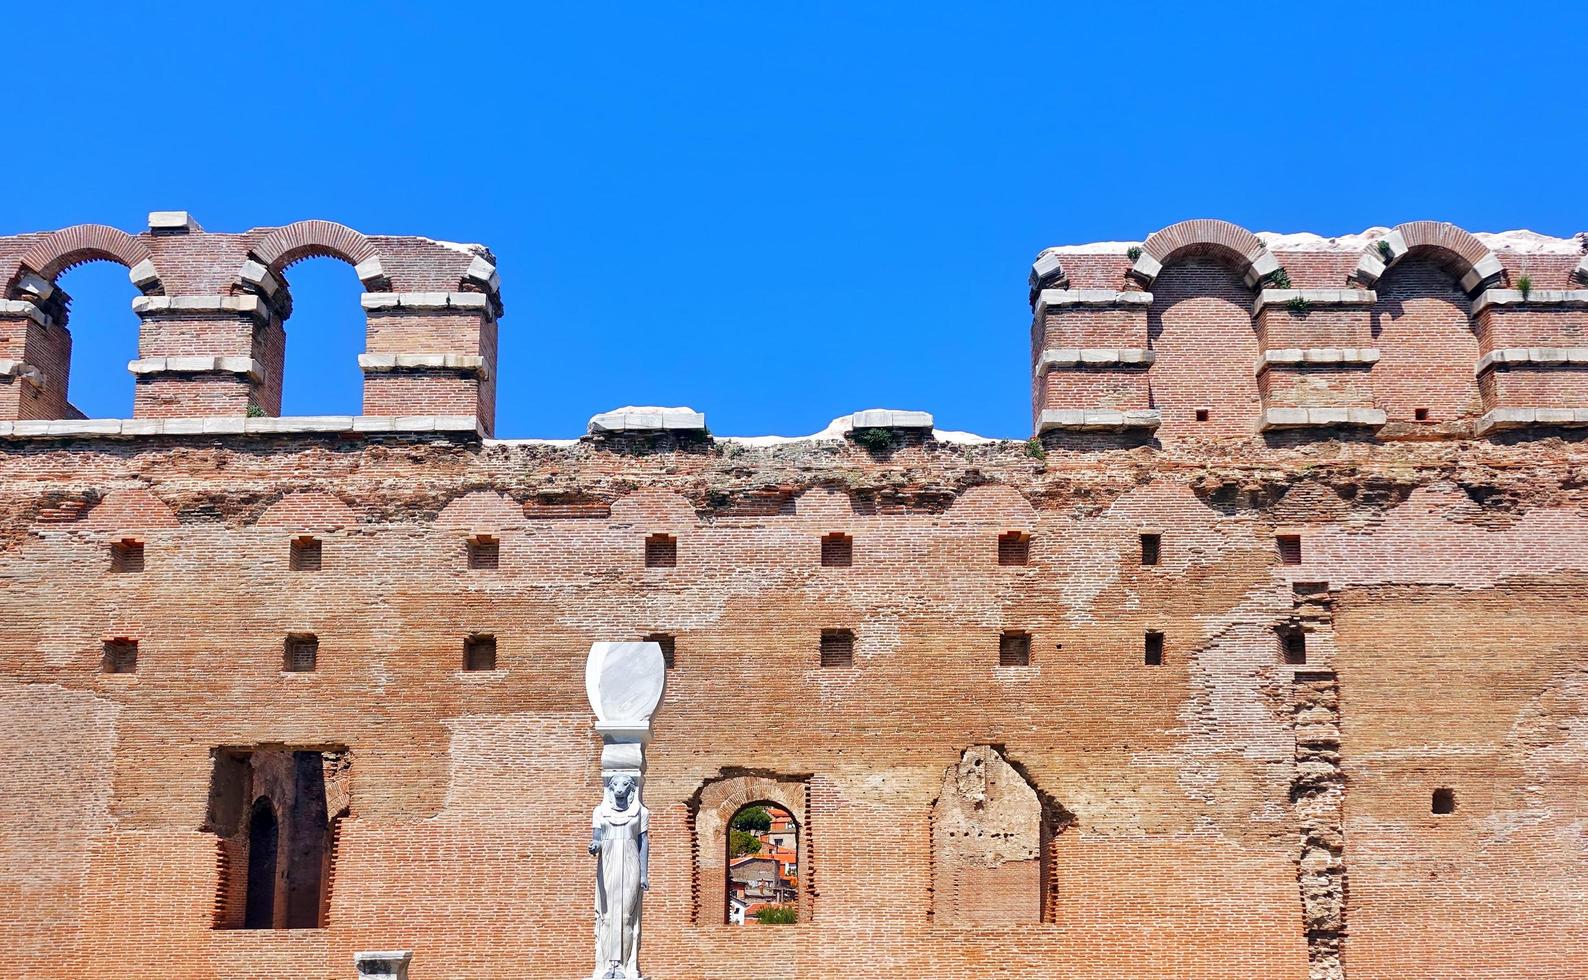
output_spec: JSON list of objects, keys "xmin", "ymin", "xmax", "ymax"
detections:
[
  {"xmin": 130, "ymin": 295, "xmax": 281, "ymax": 418},
  {"xmin": 1029, "ymin": 288, "xmax": 1158, "ymax": 436},
  {"xmin": 0, "ymin": 292, "xmax": 71, "ymax": 420},
  {"xmin": 359, "ymin": 268, "xmax": 501, "ymax": 435},
  {"xmin": 1252, "ymin": 289, "xmax": 1384, "ymax": 430},
  {"xmin": 1470, "ymin": 289, "xmax": 1588, "ymax": 418}
]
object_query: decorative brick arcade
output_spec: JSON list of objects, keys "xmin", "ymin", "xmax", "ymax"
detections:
[{"xmin": 2, "ymin": 215, "xmax": 1587, "ymax": 979}]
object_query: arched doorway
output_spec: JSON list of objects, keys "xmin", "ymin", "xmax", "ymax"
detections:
[
  {"xmin": 726, "ymin": 802, "xmax": 799, "ymax": 925},
  {"xmin": 244, "ymin": 797, "xmax": 279, "ymax": 929}
]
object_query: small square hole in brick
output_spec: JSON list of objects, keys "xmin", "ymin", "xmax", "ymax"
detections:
[
  {"xmin": 998, "ymin": 531, "xmax": 1030, "ymax": 566},
  {"xmin": 1282, "ymin": 630, "xmax": 1307, "ymax": 665},
  {"xmin": 1414, "ymin": 408, "xmax": 1430, "ymax": 422},
  {"xmin": 1194, "ymin": 408, "xmax": 1210, "ymax": 422},
  {"xmin": 102, "ymin": 639, "xmax": 138, "ymax": 673},
  {"xmin": 645, "ymin": 534, "xmax": 677, "ymax": 568},
  {"xmin": 999, "ymin": 631, "xmax": 1031, "ymax": 667},
  {"xmin": 644, "ymin": 633, "xmax": 676, "ymax": 669},
  {"xmin": 283, "ymin": 635, "xmax": 318, "ymax": 673},
  {"xmin": 467, "ymin": 535, "xmax": 500, "ymax": 570},
  {"xmin": 1140, "ymin": 532, "xmax": 1161, "ymax": 566},
  {"xmin": 821, "ymin": 533, "xmax": 853, "ymax": 567},
  {"xmin": 289, "ymin": 536, "xmax": 322, "ymax": 572},
  {"xmin": 1432, "ymin": 787, "xmax": 1455, "ymax": 815},
  {"xmin": 820, "ymin": 629, "xmax": 854, "ymax": 667},
  {"xmin": 110, "ymin": 539, "xmax": 144, "ymax": 573},
  {"xmin": 463, "ymin": 634, "xmax": 497, "ymax": 671},
  {"xmin": 1277, "ymin": 534, "xmax": 1302, "ymax": 565},
  {"xmin": 1144, "ymin": 631, "xmax": 1164, "ymax": 666}
]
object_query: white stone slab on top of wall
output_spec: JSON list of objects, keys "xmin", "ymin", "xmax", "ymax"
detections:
[
  {"xmin": 587, "ymin": 406, "xmax": 707, "ymax": 434},
  {"xmin": 850, "ymin": 409, "xmax": 934, "ymax": 430}
]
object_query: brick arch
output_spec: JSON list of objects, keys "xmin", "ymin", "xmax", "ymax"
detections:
[
  {"xmin": 12, "ymin": 224, "xmax": 160, "ymax": 294},
  {"xmin": 689, "ymin": 772, "xmax": 811, "ymax": 925},
  {"xmin": 1133, "ymin": 219, "xmax": 1280, "ymax": 289},
  {"xmin": 243, "ymin": 220, "xmax": 388, "ymax": 289},
  {"xmin": 1354, "ymin": 221, "xmax": 1502, "ymax": 294}
]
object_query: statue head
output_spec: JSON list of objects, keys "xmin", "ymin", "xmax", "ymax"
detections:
[{"xmin": 605, "ymin": 773, "xmax": 639, "ymax": 811}]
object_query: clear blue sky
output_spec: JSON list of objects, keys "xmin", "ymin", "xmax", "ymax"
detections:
[{"xmin": 12, "ymin": 2, "xmax": 1586, "ymax": 438}]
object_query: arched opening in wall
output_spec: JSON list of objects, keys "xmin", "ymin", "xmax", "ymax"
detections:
[
  {"xmin": 726, "ymin": 802, "xmax": 800, "ymax": 925},
  {"xmin": 277, "ymin": 257, "xmax": 367, "ymax": 416},
  {"xmin": 1146, "ymin": 257, "xmax": 1262, "ymax": 441},
  {"xmin": 54, "ymin": 260, "xmax": 142, "ymax": 418},
  {"xmin": 244, "ymin": 798, "xmax": 279, "ymax": 929},
  {"xmin": 1368, "ymin": 256, "xmax": 1481, "ymax": 423}
]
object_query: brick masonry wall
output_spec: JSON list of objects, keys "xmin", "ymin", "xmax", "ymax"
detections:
[{"xmin": 1, "ymin": 431, "xmax": 1586, "ymax": 979}]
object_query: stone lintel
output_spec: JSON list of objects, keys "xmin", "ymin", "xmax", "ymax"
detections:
[
  {"xmin": 131, "ymin": 295, "xmax": 269, "ymax": 322},
  {"xmin": 0, "ymin": 299, "xmax": 52, "ymax": 327},
  {"xmin": 1256, "ymin": 348, "xmax": 1380, "ymax": 372},
  {"xmin": 588, "ymin": 407, "xmax": 707, "ymax": 435},
  {"xmin": 1260, "ymin": 407, "xmax": 1387, "ymax": 430},
  {"xmin": 358, "ymin": 353, "xmax": 490, "ymax": 379},
  {"xmin": 0, "ymin": 359, "xmax": 44, "ymax": 387},
  {"xmin": 148, "ymin": 210, "xmax": 200, "ymax": 233},
  {"xmin": 851, "ymin": 408, "xmax": 934, "ymax": 430},
  {"xmin": 127, "ymin": 356, "xmax": 264, "ymax": 381},
  {"xmin": 1470, "ymin": 288, "xmax": 1588, "ymax": 316},
  {"xmin": 1037, "ymin": 408, "xmax": 1161, "ymax": 433},
  {"xmin": 0, "ymin": 415, "xmax": 483, "ymax": 440},
  {"xmin": 1035, "ymin": 348, "xmax": 1155, "ymax": 376},
  {"xmin": 359, "ymin": 291, "xmax": 492, "ymax": 313},
  {"xmin": 1475, "ymin": 347, "xmax": 1588, "ymax": 374},
  {"xmin": 1252, "ymin": 289, "xmax": 1377, "ymax": 314},
  {"xmin": 1035, "ymin": 289, "xmax": 1153, "ymax": 316},
  {"xmin": 1474, "ymin": 407, "xmax": 1588, "ymax": 435}
]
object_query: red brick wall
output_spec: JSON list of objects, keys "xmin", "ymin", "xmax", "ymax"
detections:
[{"xmin": 1146, "ymin": 258, "xmax": 1262, "ymax": 439}]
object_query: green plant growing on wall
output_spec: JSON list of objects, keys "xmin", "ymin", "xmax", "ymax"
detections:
[
  {"xmin": 852, "ymin": 427, "xmax": 894, "ymax": 452},
  {"xmin": 755, "ymin": 904, "xmax": 797, "ymax": 924},
  {"xmin": 1287, "ymin": 295, "xmax": 1311, "ymax": 314},
  {"xmin": 1376, "ymin": 240, "xmax": 1394, "ymax": 262},
  {"xmin": 1024, "ymin": 437, "xmax": 1047, "ymax": 461},
  {"xmin": 1126, "ymin": 246, "xmax": 1143, "ymax": 262},
  {"xmin": 1265, "ymin": 268, "xmax": 1292, "ymax": 290},
  {"xmin": 1516, "ymin": 274, "xmax": 1532, "ymax": 300},
  {"xmin": 245, "ymin": 404, "xmax": 266, "ymax": 418}
]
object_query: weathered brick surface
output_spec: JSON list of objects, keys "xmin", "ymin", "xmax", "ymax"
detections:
[{"xmin": 2, "ymin": 217, "xmax": 1587, "ymax": 979}]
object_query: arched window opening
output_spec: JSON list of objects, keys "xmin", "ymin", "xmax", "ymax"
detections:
[
  {"xmin": 243, "ymin": 798, "xmax": 279, "ymax": 929},
  {"xmin": 54, "ymin": 260, "xmax": 142, "ymax": 419},
  {"xmin": 277, "ymin": 257, "xmax": 366, "ymax": 417},
  {"xmin": 726, "ymin": 803, "xmax": 799, "ymax": 925}
]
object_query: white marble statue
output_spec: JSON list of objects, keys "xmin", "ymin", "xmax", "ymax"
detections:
[
  {"xmin": 584, "ymin": 641, "xmax": 665, "ymax": 980},
  {"xmin": 589, "ymin": 773, "xmax": 649, "ymax": 978}
]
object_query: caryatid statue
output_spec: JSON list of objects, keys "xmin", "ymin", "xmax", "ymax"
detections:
[{"xmin": 585, "ymin": 641, "xmax": 666, "ymax": 980}]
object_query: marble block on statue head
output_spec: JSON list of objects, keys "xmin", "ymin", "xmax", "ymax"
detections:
[{"xmin": 586, "ymin": 641, "xmax": 666, "ymax": 728}]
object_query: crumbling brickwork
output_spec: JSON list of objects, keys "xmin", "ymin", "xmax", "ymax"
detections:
[{"xmin": 2, "ymin": 216, "xmax": 1587, "ymax": 979}]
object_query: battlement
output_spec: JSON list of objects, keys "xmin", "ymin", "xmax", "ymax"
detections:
[
  {"xmin": 0, "ymin": 214, "xmax": 501, "ymax": 433},
  {"xmin": 1031, "ymin": 219, "xmax": 1588, "ymax": 442}
]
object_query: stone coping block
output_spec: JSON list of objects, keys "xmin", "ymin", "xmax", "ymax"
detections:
[
  {"xmin": 1038, "ymin": 408, "xmax": 1161, "ymax": 433},
  {"xmin": 16, "ymin": 272, "xmax": 54, "ymax": 300},
  {"xmin": 588, "ymin": 406, "xmax": 707, "ymax": 434},
  {"xmin": 148, "ymin": 210, "xmax": 199, "ymax": 233},
  {"xmin": 1256, "ymin": 348, "xmax": 1380, "ymax": 371},
  {"xmin": 0, "ymin": 299, "xmax": 52, "ymax": 327},
  {"xmin": 1576, "ymin": 256, "xmax": 1588, "ymax": 284},
  {"xmin": 464, "ymin": 254, "xmax": 501, "ymax": 293},
  {"xmin": 358, "ymin": 353, "xmax": 490, "ymax": 378},
  {"xmin": 0, "ymin": 359, "xmax": 44, "ymax": 386},
  {"xmin": 1034, "ymin": 288, "xmax": 1153, "ymax": 316},
  {"xmin": 1261, "ymin": 407, "xmax": 1387, "ymax": 430},
  {"xmin": 131, "ymin": 295, "xmax": 269, "ymax": 322},
  {"xmin": 1127, "ymin": 253, "xmax": 1162, "ymax": 285},
  {"xmin": 1474, "ymin": 407, "xmax": 1588, "ymax": 435},
  {"xmin": 1471, "ymin": 288, "xmax": 1588, "ymax": 316},
  {"xmin": 239, "ymin": 259, "xmax": 283, "ymax": 298},
  {"xmin": 851, "ymin": 408, "xmax": 934, "ymax": 430},
  {"xmin": 1475, "ymin": 347, "xmax": 1588, "ymax": 374},
  {"xmin": 354, "ymin": 950, "xmax": 412, "ymax": 979},
  {"xmin": 360, "ymin": 291, "xmax": 492, "ymax": 312},
  {"xmin": 0, "ymin": 415, "xmax": 482, "ymax": 440},
  {"xmin": 1252, "ymin": 289, "xmax": 1377, "ymax": 314},
  {"xmin": 128, "ymin": 356, "xmax": 264, "ymax": 380},
  {"xmin": 1035, "ymin": 348, "xmax": 1155, "ymax": 376}
]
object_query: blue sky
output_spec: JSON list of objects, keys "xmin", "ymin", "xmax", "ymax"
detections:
[{"xmin": 12, "ymin": 2, "xmax": 1586, "ymax": 438}]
